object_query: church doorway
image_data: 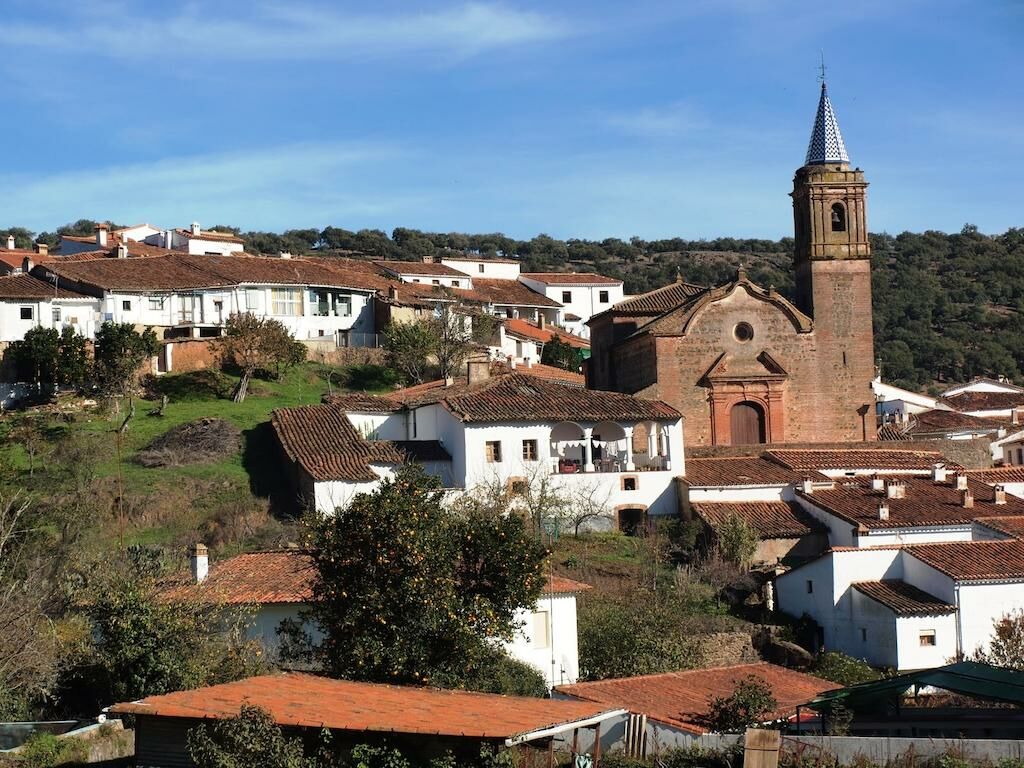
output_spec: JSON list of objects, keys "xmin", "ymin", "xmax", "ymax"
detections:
[{"xmin": 730, "ymin": 401, "xmax": 766, "ymax": 445}]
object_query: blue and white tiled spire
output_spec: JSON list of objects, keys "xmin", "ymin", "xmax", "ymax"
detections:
[{"xmin": 804, "ymin": 82, "xmax": 849, "ymax": 165}]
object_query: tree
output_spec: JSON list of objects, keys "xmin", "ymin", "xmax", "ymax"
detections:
[
  {"xmin": 972, "ymin": 610, "xmax": 1024, "ymax": 670},
  {"xmin": 812, "ymin": 651, "xmax": 881, "ymax": 685},
  {"xmin": 57, "ymin": 325, "xmax": 89, "ymax": 387},
  {"xmin": 188, "ymin": 705, "xmax": 319, "ymax": 768},
  {"xmin": 541, "ymin": 336, "xmax": 584, "ymax": 372},
  {"xmin": 705, "ymin": 675, "xmax": 778, "ymax": 732},
  {"xmin": 93, "ymin": 321, "xmax": 159, "ymax": 406},
  {"xmin": 429, "ymin": 304, "xmax": 477, "ymax": 381},
  {"xmin": 716, "ymin": 515, "xmax": 759, "ymax": 568},
  {"xmin": 219, "ymin": 313, "xmax": 306, "ymax": 402},
  {"xmin": 293, "ymin": 465, "xmax": 548, "ymax": 692},
  {"xmin": 381, "ymin": 321, "xmax": 435, "ymax": 385},
  {"xmin": 11, "ymin": 326, "xmax": 59, "ymax": 391}
]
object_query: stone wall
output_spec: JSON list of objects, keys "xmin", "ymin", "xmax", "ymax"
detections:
[{"xmin": 692, "ymin": 631, "xmax": 760, "ymax": 668}]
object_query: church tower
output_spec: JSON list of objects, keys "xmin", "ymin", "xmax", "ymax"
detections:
[{"xmin": 791, "ymin": 81, "xmax": 876, "ymax": 440}]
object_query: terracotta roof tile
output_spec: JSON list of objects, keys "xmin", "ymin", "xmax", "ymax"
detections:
[
  {"xmin": 968, "ymin": 467, "xmax": 1024, "ymax": 484},
  {"xmin": 440, "ymin": 256, "xmax": 520, "ymax": 265},
  {"xmin": 520, "ymin": 272, "xmax": 622, "ymax": 286},
  {"xmin": 974, "ymin": 516, "xmax": 1024, "ymax": 539},
  {"xmin": 766, "ymin": 449, "xmax": 954, "ymax": 472},
  {"xmin": 545, "ymin": 576, "xmax": 592, "ymax": 594},
  {"xmin": 685, "ymin": 456, "xmax": 826, "ymax": 487},
  {"xmin": 800, "ymin": 475, "xmax": 1024, "ymax": 531},
  {"xmin": 607, "ymin": 280, "xmax": 707, "ymax": 315},
  {"xmin": 456, "ymin": 279, "xmax": 561, "ymax": 308},
  {"xmin": 374, "ymin": 260, "xmax": 469, "ymax": 278},
  {"xmin": 110, "ymin": 672, "xmax": 618, "ymax": 738},
  {"xmin": 489, "ymin": 361, "xmax": 585, "ymax": 387},
  {"xmin": 851, "ymin": 580, "xmax": 956, "ymax": 615},
  {"xmin": 909, "ymin": 409, "xmax": 1004, "ymax": 433},
  {"xmin": 906, "ymin": 540, "xmax": 1024, "ymax": 580},
  {"xmin": 0, "ymin": 274, "xmax": 93, "ymax": 300},
  {"xmin": 691, "ymin": 501, "xmax": 824, "ymax": 539},
  {"xmin": 503, "ymin": 318, "xmax": 589, "ymax": 349},
  {"xmin": 943, "ymin": 392, "xmax": 1024, "ymax": 411},
  {"xmin": 163, "ymin": 550, "xmax": 315, "ymax": 604},
  {"xmin": 0, "ymin": 249, "xmax": 48, "ymax": 271},
  {"xmin": 324, "ymin": 393, "xmax": 403, "ymax": 413},
  {"xmin": 555, "ymin": 663, "xmax": 834, "ymax": 734},
  {"xmin": 178, "ymin": 228, "xmax": 244, "ymax": 244}
]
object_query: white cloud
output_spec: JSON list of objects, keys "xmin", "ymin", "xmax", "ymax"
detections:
[{"xmin": 5, "ymin": 2, "xmax": 569, "ymax": 61}]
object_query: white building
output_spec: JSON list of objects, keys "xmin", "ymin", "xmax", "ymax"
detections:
[
  {"xmin": 374, "ymin": 260, "xmax": 473, "ymax": 290},
  {"xmin": 0, "ymin": 273, "xmax": 100, "ymax": 342},
  {"xmin": 518, "ymin": 273, "xmax": 625, "ymax": 338},
  {"xmin": 437, "ymin": 255, "xmax": 521, "ymax": 281},
  {"xmin": 940, "ymin": 377, "xmax": 1024, "ymax": 420},
  {"xmin": 166, "ymin": 546, "xmax": 591, "ymax": 689},
  {"xmin": 272, "ymin": 362, "xmax": 684, "ymax": 529},
  {"xmin": 872, "ymin": 376, "xmax": 941, "ymax": 423},
  {"xmin": 496, "ymin": 317, "xmax": 589, "ymax": 367}
]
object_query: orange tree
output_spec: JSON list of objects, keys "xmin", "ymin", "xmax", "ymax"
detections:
[{"xmin": 292, "ymin": 465, "xmax": 548, "ymax": 695}]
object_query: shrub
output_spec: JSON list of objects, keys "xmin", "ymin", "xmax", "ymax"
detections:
[
  {"xmin": 706, "ymin": 674, "xmax": 778, "ymax": 732},
  {"xmin": 812, "ymin": 651, "xmax": 881, "ymax": 686}
]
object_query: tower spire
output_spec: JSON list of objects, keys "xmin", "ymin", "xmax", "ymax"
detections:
[{"xmin": 804, "ymin": 78, "xmax": 849, "ymax": 165}]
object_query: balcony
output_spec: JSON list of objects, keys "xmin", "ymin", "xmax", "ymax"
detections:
[{"xmin": 549, "ymin": 420, "xmax": 673, "ymax": 475}]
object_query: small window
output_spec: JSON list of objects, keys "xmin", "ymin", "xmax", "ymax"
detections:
[
  {"xmin": 515, "ymin": 341, "xmax": 523, "ymax": 356},
  {"xmin": 478, "ymin": 264, "xmax": 485, "ymax": 273},
  {"xmin": 148, "ymin": 297, "xmax": 164, "ymax": 310},
  {"xmin": 122, "ymin": 300, "xmax": 131, "ymax": 312},
  {"xmin": 860, "ymin": 628, "xmax": 868, "ymax": 642},
  {"xmin": 451, "ymin": 280, "xmax": 459, "ymax": 287},
  {"xmin": 245, "ymin": 288, "xmax": 261, "ymax": 311},
  {"xmin": 485, "ymin": 441, "xmax": 502, "ymax": 463},
  {"xmin": 532, "ymin": 611, "xmax": 550, "ymax": 648},
  {"xmin": 919, "ymin": 630, "xmax": 936, "ymax": 647},
  {"xmin": 831, "ymin": 203, "xmax": 847, "ymax": 232},
  {"xmin": 432, "ymin": 279, "xmax": 440, "ymax": 286},
  {"xmin": 510, "ymin": 479, "xmax": 528, "ymax": 495},
  {"xmin": 19, "ymin": 306, "xmax": 33, "ymax": 321},
  {"xmin": 505, "ymin": 309, "xmax": 514, "ymax": 319},
  {"xmin": 734, "ymin": 322, "xmax": 754, "ymax": 342},
  {"xmin": 522, "ymin": 440, "xmax": 538, "ymax": 461},
  {"xmin": 622, "ymin": 476, "xmax": 637, "ymax": 491},
  {"xmin": 599, "ymin": 290, "xmax": 609, "ymax": 303},
  {"xmin": 561, "ymin": 290, "xmax": 572, "ymax": 303},
  {"xmin": 52, "ymin": 307, "xmax": 61, "ymax": 323},
  {"xmin": 213, "ymin": 300, "xmax": 223, "ymax": 311},
  {"xmin": 806, "ymin": 580, "xmax": 814, "ymax": 594}
]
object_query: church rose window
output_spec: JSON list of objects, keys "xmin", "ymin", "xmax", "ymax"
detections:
[{"xmin": 733, "ymin": 322, "xmax": 754, "ymax": 342}]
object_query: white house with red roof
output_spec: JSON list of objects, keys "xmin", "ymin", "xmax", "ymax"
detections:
[
  {"xmin": 273, "ymin": 361, "xmax": 684, "ymax": 529},
  {"xmin": 518, "ymin": 273, "xmax": 625, "ymax": 338},
  {"xmin": 168, "ymin": 546, "xmax": 592, "ymax": 689}
]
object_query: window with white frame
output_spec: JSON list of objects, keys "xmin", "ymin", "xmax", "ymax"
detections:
[
  {"xmin": 522, "ymin": 440, "xmax": 538, "ymax": 461},
  {"xmin": 271, "ymin": 288, "xmax": 302, "ymax": 316},
  {"xmin": 148, "ymin": 297, "xmax": 164, "ymax": 310},
  {"xmin": 19, "ymin": 306, "xmax": 33, "ymax": 321},
  {"xmin": 245, "ymin": 288, "xmax": 262, "ymax": 312},
  {"xmin": 919, "ymin": 629, "xmax": 936, "ymax": 647},
  {"xmin": 485, "ymin": 441, "xmax": 502, "ymax": 463},
  {"xmin": 531, "ymin": 611, "xmax": 550, "ymax": 648}
]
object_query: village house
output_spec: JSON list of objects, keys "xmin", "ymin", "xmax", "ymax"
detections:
[
  {"xmin": 59, "ymin": 221, "xmax": 245, "ymax": 257},
  {"xmin": 111, "ymin": 673, "xmax": 625, "ymax": 767},
  {"xmin": 775, "ymin": 539, "xmax": 1024, "ymax": 671},
  {"xmin": 940, "ymin": 377, "xmax": 1024, "ymax": 420},
  {"xmin": 163, "ymin": 546, "xmax": 591, "ymax": 690},
  {"xmin": 271, "ymin": 362, "xmax": 684, "ymax": 529},
  {"xmin": 0, "ymin": 273, "xmax": 100, "ymax": 344},
  {"xmin": 518, "ymin": 272, "xmax": 625, "ymax": 339},
  {"xmin": 555, "ymin": 663, "xmax": 834, "ymax": 752},
  {"xmin": 495, "ymin": 317, "xmax": 589, "ymax": 367}
]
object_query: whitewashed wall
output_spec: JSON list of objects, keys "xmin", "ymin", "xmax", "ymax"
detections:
[
  {"xmin": 439, "ymin": 258, "xmax": 521, "ymax": 281},
  {"xmin": 517, "ymin": 278, "xmax": 624, "ymax": 338},
  {"xmin": 504, "ymin": 592, "xmax": 581, "ymax": 689}
]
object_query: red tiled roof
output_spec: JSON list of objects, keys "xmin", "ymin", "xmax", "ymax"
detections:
[
  {"xmin": 457, "ymin": 279, "xmax": 561, "ymax": 308},
  {"xmin": 0, "ymin": 274, "xmax": 93, "ymax": 300},
  {"xmin": 0, "ymin": 249, "xmax": 48, "ymax": 271},
  {"xmin": 178, "ymin": 228, "xmax": 244, "ymax": 244},
  {"xmin": 489, "ymin": 361, "xmax": 585, "ymax": 387},
  {"xmin": 555, "ymin": 663, "xmax": 834, "ymax": 734},
  {"xmin": 440, "ymin": 256, "xmax": 520, "ymax": 265},
  {"xmin": 323, "ymin": 393, "xmax": 403, "ymax": 413},
  {"xmin": 374, "ymin": 260, "xmax": 469, "ymax": 278},
  {"xmin": 520, "ymin": 272, "xmax": 622, "ymax": 286},
  {"xmin": 766, "ymin": 449, "xmax": 954, "ymax": 472},
  {"xmin": 503, "ymin": 318, "xmax": 589, "ymax": 349},
  {"xmin": 545, "ymin": 576, "xmax": 592, "ymax": 594},
  {"xmin": 943, "ymin": 392, "xmax": 1024, "ymax": 412},
  {"xmin": 799, "ymin": 476, "xmax": 1024, "ymax": 531},
  {"xmin": 973, "ymin": 516, "xmax": 1024, "ymax": 539},
  {"xmin": 162, "ymin": 550, "xmax": 315, "ymax": 604},
  {"xmin": 909, "ymin": 409, "xmax": 1004, "ymax": 433},
  {"xmin": 877, "ymin": 424, "xmax": 911, "ymax": 441},
  {"xmin": 110, "ymin": 672, "xmax": 618, "ymax": 739},
  {"xmin": 691, "ymin": 501, "xmax": 823, "ymax": 539},
  {"xmin": 968, "ymin": 466, "xmax": 1024, "ymax": 485},
  {"xmin": 607, "ymin": 280, "xmax": 707, "ymax": 315},
  {"xmin": 271, "ymin": 404, "xmax": 406, "ymax": 482},
  {"xmin": 851, "ymin": 580, "xmax": 956, "ymax": 615},
  {"xmin": 906, "ymin": 540, "xmax": 1024, "ymax": 581},
  {"xmin": 685, "ymin": 456, "xmax": 826, "ymax": 487}
]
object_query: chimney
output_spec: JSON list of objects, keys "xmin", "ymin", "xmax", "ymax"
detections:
[
  {"xmin": 96, "ymin": 223, "xmax": 109, "ymax": 247},
  {"xmin": 537, "ymin": 314, "xmax": 546, "ymax": 331},
  {"xmin": 116, "ymin": 243, "xmax": 129, "ymax": 259},
  {"xmin": 870, "ymin": 474, "xmax": 885, "ymax": 492},
  {"xmin": 191, "ymin": 221, "xmax": 201, "ymax": 236},
  {"xmin": 21, "ymin": 256, "xmax": 33, "ymax": 273},
  {"xmin": 995, "ymin": 485, "xmax": 1007, "ymax": 505},
  {"xmin": 388, "ymin": 286, "xmax": 399, "ymax": 301},
  {"xmin": 524, "ymin": 357, "xmax": 533, "ymax": 369},
  {"xmin": 35, "ymin": 243, "xmax": 48, "ymax": 256},
  {"xmin": 467, "ymin": 355, "xmax": 491, "ymax": 384},
  {"xmin": 955, "ymin": 474, "xmax": 968, "ymax": 491},
  {"xmin": 878, "ymin": 502, "xmax": 890, "ymax": 521},
  {"xmin": 800, "ymin": 477, "xmax": 814, "ymax": 494},
  {"xmin": 164, "ymin": 229, "xmax": 175, "ymax": 248},
  {"xmin": 932, "ymin": 464, "xmax": 947, "ymax": 483},
  {"xmin": 278, "ymin": 251, "xmax": 293, "ymax": 259},
  {"xmin": 443, "ymin": 376, "xmax": 454, "ymax": 387},
  {"xmin": 5, "ymin": 234, "xmax": 13, "ymax": 250},
  {"xmin": 961, "ymin": 488, "xmax": 974, "ymax": 509},
  {"xmin": 190, "ymin": 542, "xmax": 209, "ymax": 583},
  {"xmin": 885, "ymin": 479, "xmax": 906, "ymax": 499}
]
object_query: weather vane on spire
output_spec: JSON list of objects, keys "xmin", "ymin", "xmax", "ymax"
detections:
[{"xmin": 818, "ymin": 51, "xmax": 827, "ymax": 86}]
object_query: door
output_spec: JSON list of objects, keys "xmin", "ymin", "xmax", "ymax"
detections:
[
  {"xmin": 730, "ymin": 401, "xmax": 766, "ymax": 445},
  {"xmin": 618, "ymin": 508, "xmax": 646, "ymax": 536}
]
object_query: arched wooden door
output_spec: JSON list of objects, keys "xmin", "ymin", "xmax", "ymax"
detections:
[{"xmin": 730, "ymin": 401, "xmax": 766, "ymax": 445}]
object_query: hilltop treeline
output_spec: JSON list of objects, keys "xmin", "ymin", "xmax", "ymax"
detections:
[{"xmin": 4, "ymin": 220, "xmax": 1023, "ymax": 391}]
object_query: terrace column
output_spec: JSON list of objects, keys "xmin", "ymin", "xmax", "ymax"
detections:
[
  {"xmin": 624, "ymin": 426, "xmax": 635, "ymax": 471},
  {"xmin": 583, "ymin": 427, "xmax": 594, "ymax": 473},
  {"xmin": 646, "ymin": 422, "xmax": 657, "ymax": 460}
]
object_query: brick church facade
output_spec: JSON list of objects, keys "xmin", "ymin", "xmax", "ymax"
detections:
[{"xmin": 587, "ymin": 83, "xmax": 876, "ymax": 447}]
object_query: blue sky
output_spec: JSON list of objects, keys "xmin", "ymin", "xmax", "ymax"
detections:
[{"xmin": 1, "ymin": 1, "xmax": 1020, "ymax": 240}]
